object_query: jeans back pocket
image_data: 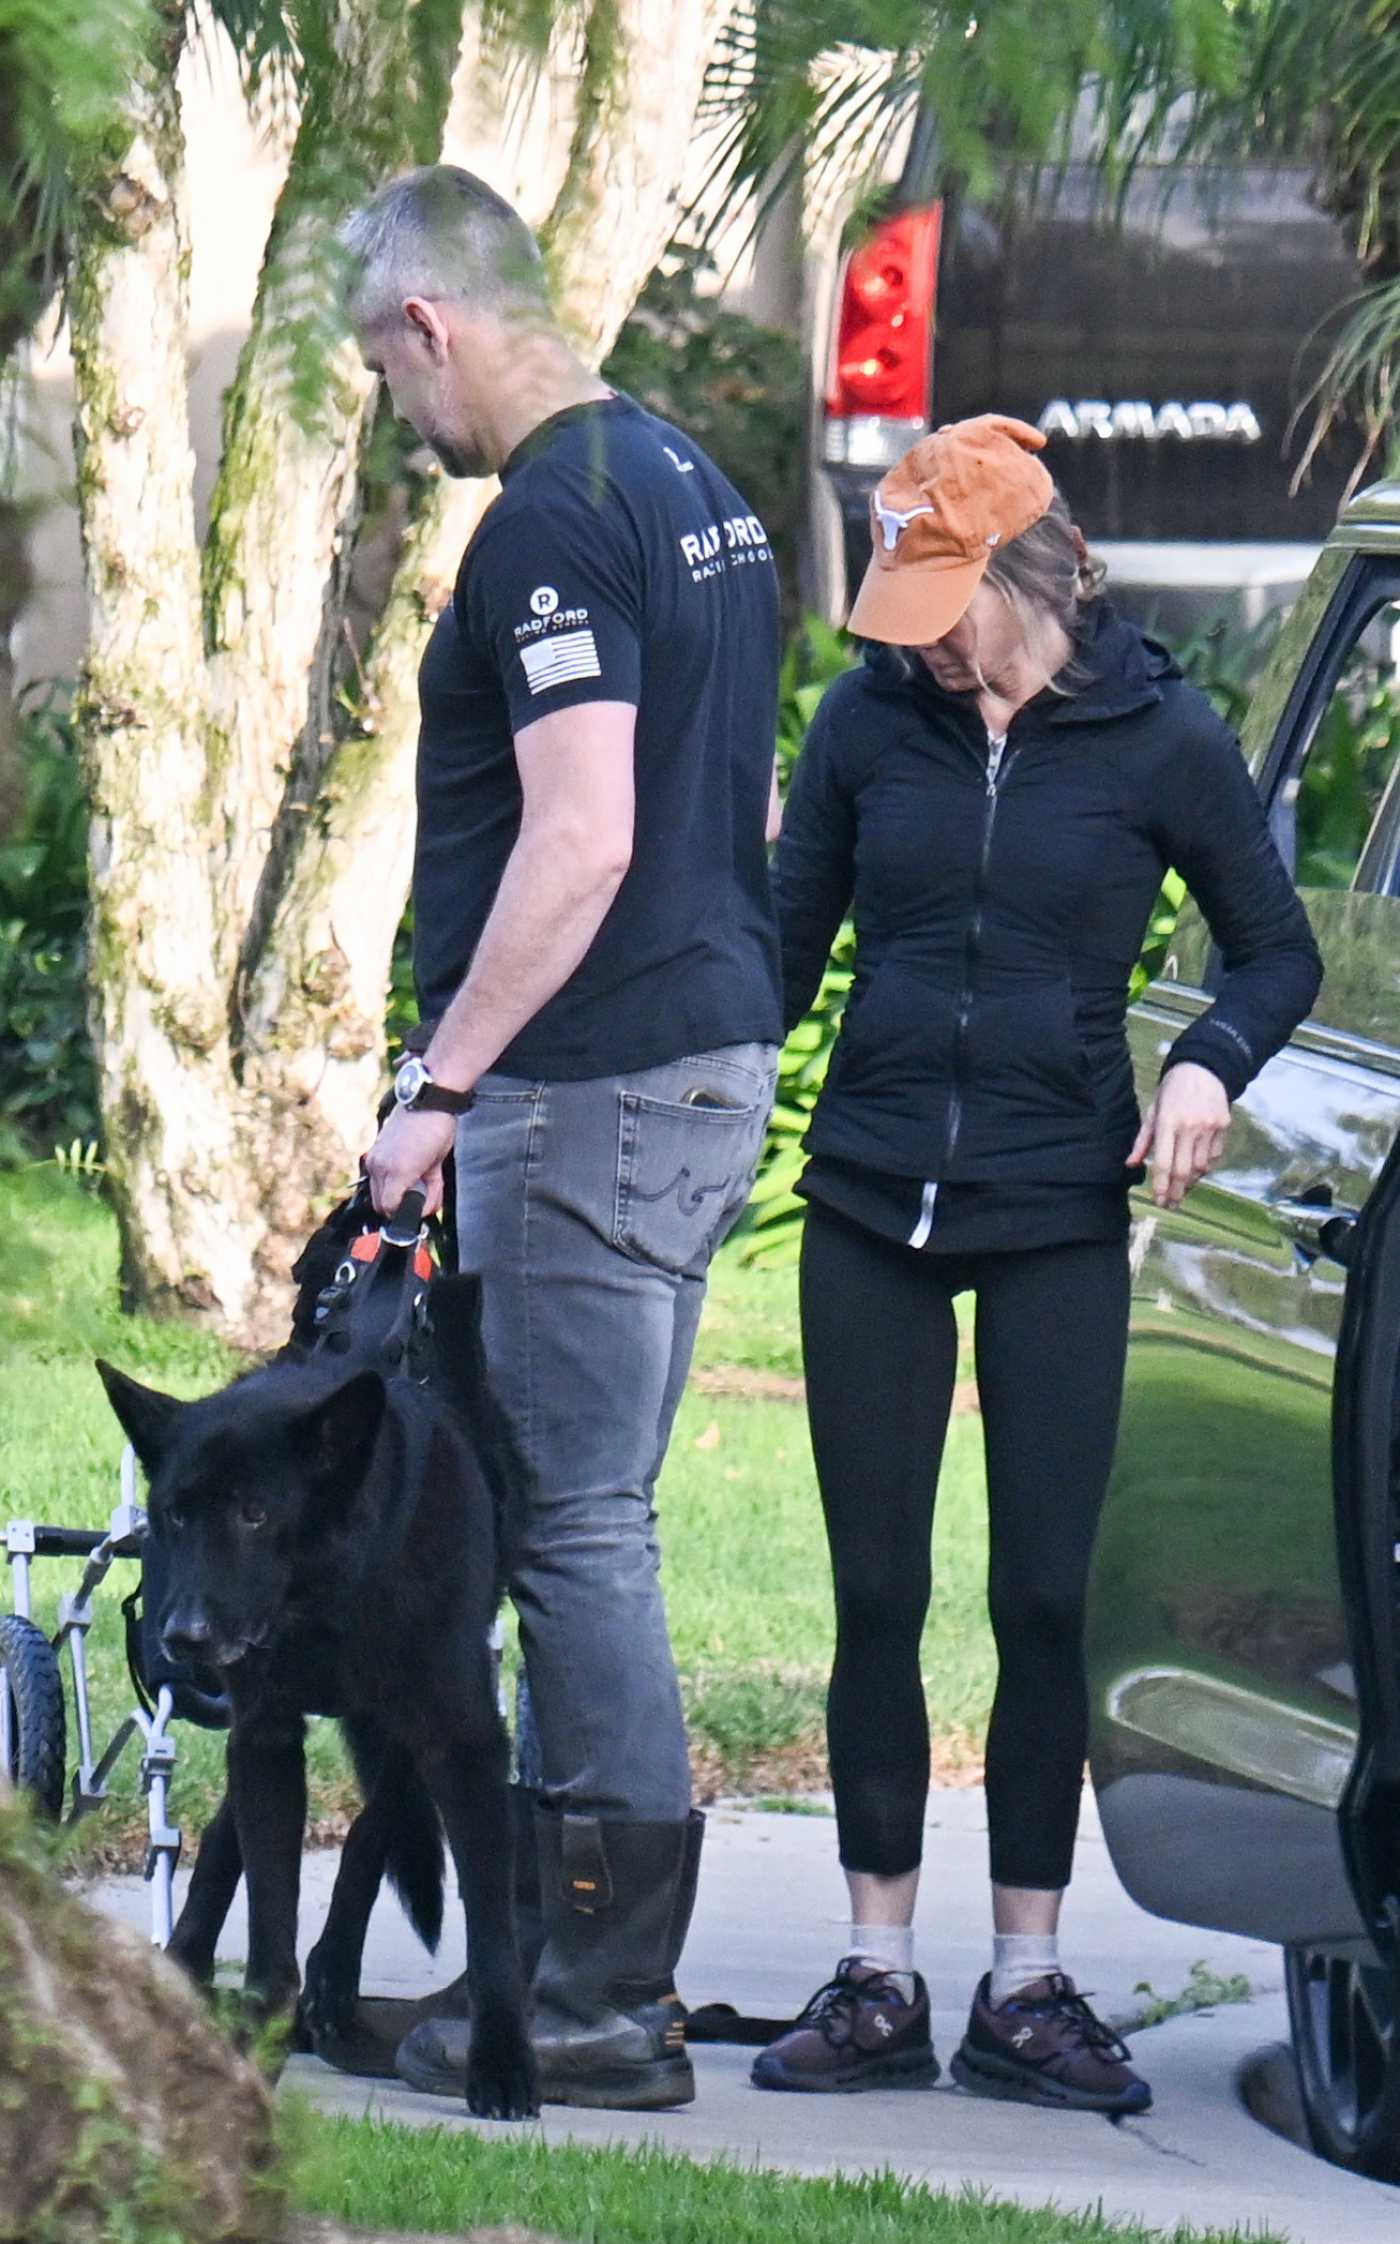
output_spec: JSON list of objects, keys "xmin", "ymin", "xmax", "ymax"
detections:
[{"xmin": 614, "ymin": 1085, "xmax": 771, "ymax": 1276}]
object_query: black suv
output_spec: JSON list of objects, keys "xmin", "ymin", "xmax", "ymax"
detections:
[
  {"xmin": 1084, "ymin": 479, "xmax": 1400, "ymax": 2179},
  {"xmin": 814, "ymin": 118, "xmax": 1361, "ymax": 633}
]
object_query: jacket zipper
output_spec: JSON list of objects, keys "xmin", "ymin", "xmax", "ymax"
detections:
[
  {"xmin": 945, "ymin": 729, "xmax": 1016, "ymax": 1168},
  {"xmin": 908, "ymin": 1179, "xmax": 938, "ymax": 1250}
]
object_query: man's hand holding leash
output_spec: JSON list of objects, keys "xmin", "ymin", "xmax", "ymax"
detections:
[
  {"xmin": 366, "ymin": 1104, "xmax": 458, "ymax": 1219},
  {"xmin": 364, "ymin": 1045, "xmax": 474, "ymax": 1218}
]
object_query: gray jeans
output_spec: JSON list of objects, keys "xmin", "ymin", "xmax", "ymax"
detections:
[{"xmin": 454, "ymin": 1042, "xmax": 778, "ymax": 1820}]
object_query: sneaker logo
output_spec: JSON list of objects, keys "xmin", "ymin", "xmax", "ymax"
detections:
[
  {"xmin": 872, "ymin": 2012, "xmax": 893, "ymax": 2039},
  {"xmin": 1012, "ymin": 2026, "xmax": 1034, "ymax": 2048}
]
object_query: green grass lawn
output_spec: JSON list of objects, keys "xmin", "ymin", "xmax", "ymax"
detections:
[
  {"xmin": 291, "ymin": 2113, "xmax": 1283, "ymax": 2244},
  {"xmin": 0, "ymin": 1165, "xmax": 994, "ymax": 1857}
]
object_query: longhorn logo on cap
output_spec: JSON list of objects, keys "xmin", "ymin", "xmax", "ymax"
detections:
[{"xmin": 873, "ymin": 497, "xmax": 937, "ymax": 552}]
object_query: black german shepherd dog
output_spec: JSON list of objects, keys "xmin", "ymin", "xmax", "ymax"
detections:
[{"xmin": 97, "ymin": 1216, "xmax": 537, "ymax": 2122}]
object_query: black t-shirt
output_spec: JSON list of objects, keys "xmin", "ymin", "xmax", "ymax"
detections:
[{"xmin": 413, "ymin": 394, "xmax": 783, "ymax": 1076}]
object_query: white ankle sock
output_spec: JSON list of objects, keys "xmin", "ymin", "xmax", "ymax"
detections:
[
  {"xmin": 990, "ymin": 1932, "xmax": 1060, "ymax": 2006},
  {"xmin": 848, "ymin": 1922, "xmax": 916, "ymax": 1997}
]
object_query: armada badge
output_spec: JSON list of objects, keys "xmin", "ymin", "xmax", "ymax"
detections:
[{"xmin": 1037, "ymin": 400, "xmax": 1263, "ymax": 443}]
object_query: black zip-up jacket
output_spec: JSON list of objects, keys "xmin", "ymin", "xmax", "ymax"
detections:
[{"xmin": 774, "ymin": 604, "xmax": 1323, "ymax": 1186}]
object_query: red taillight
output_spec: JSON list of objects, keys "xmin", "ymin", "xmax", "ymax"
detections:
[{"xmin": 826, "ymin": 204, "xmax": 941, "ymax": 423}]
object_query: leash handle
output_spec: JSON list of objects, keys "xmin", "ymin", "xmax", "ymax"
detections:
[{"xmin": 381, "ymin": 1183, "xmax": 428, "ymax": 1247}]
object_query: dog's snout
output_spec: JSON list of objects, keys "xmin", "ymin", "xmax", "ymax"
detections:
[{"xmin": 162, "ymin": 1611, "xmax": 214, "ymax": 1663}]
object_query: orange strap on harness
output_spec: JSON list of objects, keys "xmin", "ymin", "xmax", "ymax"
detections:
[{"xmin": 349, "ymin": 1230, "xmax": 434, "ymax": 1284}]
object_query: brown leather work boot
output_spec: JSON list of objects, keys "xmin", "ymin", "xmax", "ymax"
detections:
[{"xmin": 396, "ymin": 1808, "xmax": 703, "ymax": 2111}]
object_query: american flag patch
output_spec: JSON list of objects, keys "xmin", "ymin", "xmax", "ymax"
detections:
[{"xmin": 520, "ymin": 629, "xmax": 602, "ymax": 695}]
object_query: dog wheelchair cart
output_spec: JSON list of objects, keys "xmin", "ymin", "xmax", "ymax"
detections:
[{"xmin": 2, "ymin": 1445, "xmax": 229, "ymax": 1945}]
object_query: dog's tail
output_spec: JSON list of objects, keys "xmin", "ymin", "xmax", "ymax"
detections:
[
  {"xmin": 342, "ymin": 1716, "xmax": 445, "ymax": 1956},
  {"xmin": 383, "ymin": 1768, "xmax": 445, "ymax": 1955}
]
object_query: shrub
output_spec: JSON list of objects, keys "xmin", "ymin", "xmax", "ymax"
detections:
[
  {"xmin": 743, "ymin": 620, "xmax": 856, "ymax": 1261},
  {"xmin": 0, "ymin": 698, "xmax": 98, "ymax": 1166},
  {"xmin": 602, "ymin": 241, "xmax": 805, "ymax": 626}
]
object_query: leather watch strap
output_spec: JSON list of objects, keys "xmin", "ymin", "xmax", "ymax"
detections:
[{"xmin": 411, "ymin": 1082, "xmax": 475, "ymax": 1115}]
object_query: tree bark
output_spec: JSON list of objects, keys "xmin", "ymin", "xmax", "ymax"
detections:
[
  {"xmin": 70, "ymin": 0, "xmax": 737, "ymax": 1345},
  {"xmin": 68, "ymin": 1, "xmax": 462, "ymax": 1337},
  {"xmin": 67, "ymin": 20, "xmax": 252, "ymax": 1320},
  {"xmin": 0, "ymin": 25, "xmax": 55, "ymax": 839},
  {"xmin": 542, "ymin": 0, "xmax": 735, "ymax": 358}
]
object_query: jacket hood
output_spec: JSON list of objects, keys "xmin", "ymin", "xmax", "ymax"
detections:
[{"xmin": 862, "ymin": 599, "xmax": 1180, "ymax": 727}]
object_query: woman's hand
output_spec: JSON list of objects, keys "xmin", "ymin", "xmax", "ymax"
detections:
[{"xmin": 1128, "ymin": 1062, "xmax": 1231, "ymax": 1209}]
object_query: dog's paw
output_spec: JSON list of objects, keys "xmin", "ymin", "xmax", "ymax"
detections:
[
  {"xmin": 466, "ymin": 2014, "xmax": 540, "ymax": 2122},
  {"xmin": 299, "ymin": 1941, "xmax": 357, "ymax": 2042}
]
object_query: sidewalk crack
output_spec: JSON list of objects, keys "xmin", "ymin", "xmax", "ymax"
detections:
[{"xmin": 1111, "ymin": 2117, "xmax": 1207, "ymax": 2169}]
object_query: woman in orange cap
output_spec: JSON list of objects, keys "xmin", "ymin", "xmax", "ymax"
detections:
[{"xmin": 752, "ymin": 415, "xmax": 1321, "ymax": 2111}]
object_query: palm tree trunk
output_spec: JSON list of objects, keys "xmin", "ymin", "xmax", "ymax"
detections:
[
  {"xmin": 67, "ymin": 24, "xmax": 252, "ymax": 1319},
  {"xmin": 70, "ymin": 0, "xmax": 736, "ymax": 1344}
]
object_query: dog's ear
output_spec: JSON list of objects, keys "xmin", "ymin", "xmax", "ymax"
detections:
[
  {"xmin": 295, "ymin": 1367, "xmax": 387, "ymax": 1491},
  {"xmin": 96, "ymin": 1361, "xmax": 185, "ymax": 1475}
]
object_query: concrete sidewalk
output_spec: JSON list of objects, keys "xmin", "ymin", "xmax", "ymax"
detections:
[{"xmin": 90, "ymin": 1790, "xmax": 1399, "ymax": 2243}]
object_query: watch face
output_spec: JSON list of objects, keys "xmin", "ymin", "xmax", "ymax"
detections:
[{"xmin": 395, "ymin": 1056, "xmax": 429, "ymax": 1106}]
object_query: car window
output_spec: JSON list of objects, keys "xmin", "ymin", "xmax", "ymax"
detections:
[
  {"xmin": 1270, "ymin": 597, "xmax": 1400, "ymax": 895},
  {"xmin": 1159, "ymin": 572, "xmax": 1400, "ymax": 1041},
  {"xmin": 1266, "ymin": 587, "xmax": 1400, "ymax": 1047}
]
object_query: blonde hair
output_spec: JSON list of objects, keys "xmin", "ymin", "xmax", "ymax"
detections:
[
  {"xmin": 984, "ymin": 490, "xmax": 1105, "ymax": 647},
  {"xmin": 897, "ymin": 487, "xmax": 1104, "ymax": 694}
]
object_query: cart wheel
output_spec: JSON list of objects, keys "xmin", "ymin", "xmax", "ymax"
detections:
[{"xmin": 0, "ymin": 1614, "xmax": 66, "ymax": 1820}]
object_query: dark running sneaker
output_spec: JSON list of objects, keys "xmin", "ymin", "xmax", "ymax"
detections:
[
  {"xmin": 751, "ymin": 1957, "xmax": 940, "ymax": 2094},
  {"xmin": 951, "ymin": 1972, "xmax": 1151, "ymax": 2115}
]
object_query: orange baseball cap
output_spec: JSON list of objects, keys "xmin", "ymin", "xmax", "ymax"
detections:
[{"xmin": 847, "ymin": 414, "xmax": 1055, "ymax": 645}]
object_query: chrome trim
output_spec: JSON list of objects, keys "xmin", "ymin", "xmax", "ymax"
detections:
[
  {"xmin": 1138, "ymin": 984, "xmax": 1400, "ymax": 1084},
  {"xmin": 1326, "ymin": 521, "xmax": 1400, "ymax": 556},
  {"xmin": 1107, "ymin": 1667, "xmax": 1356, "ymax": 1812},
  {"xmin": 1336, "ymin": 478, "xmax": 1400, "ymax": 529},
  {"xmin": 1092, "ymin": 541, "xmax": 1321, "ymax": 589},
  {"xmin": 1038, "ymin": 399, "xmax": 1262, "ymax": 444},
  {"xmin": 823, "ymin": 414, "xmax": 927, "ymax": 470}
]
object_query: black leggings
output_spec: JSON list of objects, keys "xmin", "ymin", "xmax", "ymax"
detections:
[{"xmin": 799, "ymin": 1202, "xmax": 1130, "ymax": 1891}]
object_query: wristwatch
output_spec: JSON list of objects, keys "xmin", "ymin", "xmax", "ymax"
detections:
[{"xmin": 392, "ymin": 1055, "xmax": 475, "ymax": 1115}]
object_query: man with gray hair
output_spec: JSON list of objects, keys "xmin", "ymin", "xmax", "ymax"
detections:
[{"xmin": 347, "ymin": 167, "xmax": 783, "ymax": 2111}]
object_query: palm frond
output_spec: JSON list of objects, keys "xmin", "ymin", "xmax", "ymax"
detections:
[
  {"xmin": 700, "ymin": 0, "xmax": 1242, "ymax": 244},
  {"xmin": 1291, "ymin": 279, "xmax": 1400, "ymax": 495},
  {"xmin": 0, "ymin": 0, "xmax": 157, "ymax": 340}
]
